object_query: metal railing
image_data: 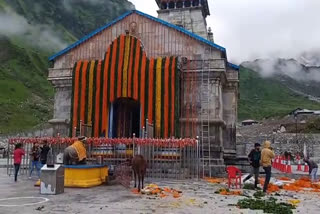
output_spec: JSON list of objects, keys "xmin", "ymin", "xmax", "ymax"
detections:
[{"xmin": 7, "ymin": 137, "xmax": 199, "ymax": 180}]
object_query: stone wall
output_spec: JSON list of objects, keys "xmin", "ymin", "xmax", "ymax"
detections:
[
  {"xmin": 237, "ymin": 133, "xmax": 320, "ymax": 162},
  {"xmin": 158, "ymin": 7, "xmax": 208, "ymax": 38}
]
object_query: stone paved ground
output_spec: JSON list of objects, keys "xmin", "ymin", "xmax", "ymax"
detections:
[
  {"xmin": 0, "ymin": 158, "xmax": 7, "ymax": 167},
  {"xmin": 0, "ymin": 168, "xmax": 320, "ymax": 214}
]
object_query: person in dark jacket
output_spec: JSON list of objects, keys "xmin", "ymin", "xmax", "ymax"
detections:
[
  {"xmin": 243, "ymin": 143, "xmax": 261, "ymax": 189},
  {"xmin": 304, "ymin": 158, "xmax": 318, "ymax": 183},
  {"xmin": 40, "ymin": 141, "xmax": 50, "ymax": 165}
]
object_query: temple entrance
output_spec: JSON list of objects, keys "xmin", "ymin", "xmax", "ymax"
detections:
[{"xmin": 110, "ymin": 98, "xmax": 140, "ymax": 138}]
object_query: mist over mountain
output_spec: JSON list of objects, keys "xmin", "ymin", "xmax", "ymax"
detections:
[
  {"xmin": 0, "ymin": 0, "xmax": 134, "ymax": 134},
  {"xmin": 239, "ymin": 58, "xmax": 320, "ymax": 121}
]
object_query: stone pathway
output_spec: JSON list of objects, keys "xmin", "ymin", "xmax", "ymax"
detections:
[{"xmin": 0, "ymin": 168, "xmax": 320, "ymax": 214}]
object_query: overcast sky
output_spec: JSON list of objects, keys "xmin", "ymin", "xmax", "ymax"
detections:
[{"xmin": 129, "ymin": 0, "xmax": 320, "ymax": 63}]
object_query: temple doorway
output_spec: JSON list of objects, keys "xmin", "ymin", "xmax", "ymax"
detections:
[{"xmin": 110, "ymin": 98, "xmax": 140, "ymax": 138}]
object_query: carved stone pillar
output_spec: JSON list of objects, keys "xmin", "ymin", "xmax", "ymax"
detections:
[
  {"xmin": 48, "ymin": 68, "xmax": 73, "ymax": 137},
  {"xmin": 222, "ymin": 81, "xmax": 238, "ymax": 164}
]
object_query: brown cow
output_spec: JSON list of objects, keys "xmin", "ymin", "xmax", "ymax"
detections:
[{"xmin": 132, "ymin": 155, "xmax": 147, "ymax": 192}]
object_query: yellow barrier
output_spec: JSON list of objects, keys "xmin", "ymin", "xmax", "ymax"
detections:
[
  {"xmin": 35, "ymin": 165, "xmax": 108, "ymax": 188},
  {"xmin": 64, "ymin": 165, "xmax": 108, "ymax": 188}
]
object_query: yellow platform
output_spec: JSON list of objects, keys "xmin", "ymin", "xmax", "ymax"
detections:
[
  {"xmin": 35, "ymin": 165, "xmax": 108, "ymax": 188},
  {"xmin": 64, "ymin": 165, "xmax": 108, "ymax": 188}
]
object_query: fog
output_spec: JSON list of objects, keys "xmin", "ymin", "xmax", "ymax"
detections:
[
  {"xmin": 243, "ymin": 58, "xmax": 320, "ymax": 82},
  {"xmin": 130, "ymin": 0, "xmax": 320, "ymax": 65},
  {"xmin": 0, "ymin": 9, "xmax": 67, "ymax": 51}
]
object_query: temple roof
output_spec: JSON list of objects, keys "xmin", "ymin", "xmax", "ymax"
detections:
[{"xmin": 49, "ymin": 10, "xmax": 238, "ymax": 70}]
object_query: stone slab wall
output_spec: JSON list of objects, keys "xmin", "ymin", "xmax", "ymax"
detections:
[{"xmin": 237, "ymin": 133, "xmax": 320, "ymax": 162}]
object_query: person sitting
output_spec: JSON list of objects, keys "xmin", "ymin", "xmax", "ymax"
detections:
[{"xmin": 63, "ymin": 136, "xmax": 87, "ymax": 165}]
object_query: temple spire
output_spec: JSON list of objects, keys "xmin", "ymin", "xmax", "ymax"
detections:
[
  {"xmin": 156, "ymin": 0, "xmax": 210, "ymax": 39},
  {"xmin": 155, "ymin": 0, "xmax": 210, "ymax": 17}
]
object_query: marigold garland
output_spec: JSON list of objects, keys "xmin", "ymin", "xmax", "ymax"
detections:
[{"xmin": 8, "ymin": 137, "xmax": 197, "ymax": 148}]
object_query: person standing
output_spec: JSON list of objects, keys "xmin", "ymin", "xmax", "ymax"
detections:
[
  {"xmin": 40, "ymin": 141, "xmax": 50, "ymax": 166},
  {"xmin": 29, "ymin": 144, "xmax": 40, "ymax": 178},
  {"xmin": 261, "ymin": 141, "xmax": 275, "ymax": 193},
  {"xmin": 304, "ymin": 157, "xmax": 318, "ymax": 183},
  {"xmin": 13, "ymin": 143, "xmax": 25, "ymax": 182},
  {"xmin": 243, "ymin": 143, "xmax": 261, "ymax": 189}
]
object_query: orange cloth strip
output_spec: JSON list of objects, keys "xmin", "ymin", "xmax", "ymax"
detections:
[
  {"xmin": 164, "ymin": 57, "xmax": 170, "ymax": 138},
  {"xmin": 94, "ymin": 60, "xmax": 102, "ymax": 137},
  {"xmin": 171, "ymin": 57, "xmax": 176, "ymax": 136},
  {"xmin": 87, "ymin": 60, "xmax": 95, "ymax": 125},
  {"xmin": 72, "ymin": 61, "xmax": 82, "ymax": 131},
  {"xmin": 80, "ymin": 60, "xmax": 89, "ymax": 123},
  {"xmin": 155, "ymin": 57, "xmax": 162, "ymax": 137}
]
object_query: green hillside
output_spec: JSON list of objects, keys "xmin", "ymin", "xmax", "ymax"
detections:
[
  {"xmin": 0, "ymin": 0, "xmax": 134, "ymax": 134},
  {"xmin": 0, "ymin": 36, "xmax": 53, "ymax": 133},
  {"xmin": 238, "ymin": 67, "xmax": 320, "ymax": 120}
]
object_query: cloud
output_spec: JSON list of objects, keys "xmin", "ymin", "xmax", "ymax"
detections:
[
  {"xmin": 243, "ymin": 58, "xmax": 320, "ymax": 82},
  {"xmin": 63, "ymin": 0, "xmax": 135, "ymax": 11},
  {"xmin": 0, "ymin": 9, "xmax": 67, "ymax": 51},
  {"xmin": 62, "ymin": 0, "xmax": 105, "ymax": 11},
  {"xmin": 130, "ymin": 0, "xmax": 320, "ymax": 64},
  {"xmin": 209, "ymin": 0, "xmax": 320, "ymax": 64}
]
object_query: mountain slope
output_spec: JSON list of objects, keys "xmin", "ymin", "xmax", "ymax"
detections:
[
  {"xmin": 242, "ymin": 58, "xmax": 320, "ymax": 99},
  {"xmin": 239, "ymin": 66, "xmax": 320, "ymax": 121},
  {"xmin": 0, "ymin": 0, "xmax": 134, "ymax": 134}
]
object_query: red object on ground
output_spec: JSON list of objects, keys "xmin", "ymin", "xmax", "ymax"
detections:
[
  {"xmin": 272, "ymin": 157, "xmax": 276, "ymax": 168},
  {"xmin": 13, "ymin": 148, "xmax": 25, "ymax": 164},
  {"xmin": 226, "ymin": 166, "xmax": 242, "ymax": 189},
  {"xmin": 297, "ymin": 156, "xmax": 302, "ymax": 171},
  {"xmin": 286, "ymin": 159, "xmax": 292, "ymax": 174},
  {"xmin": 276, "ymin": 156, "xmax": 280, "ymax": 169},
  {"xmin": 281, "ymin": 156, "xmax": 286, "ymax": 172},
  {"xmin": 304, "ymin": 163, "xmax": 309, "ymax": 172},
  {"xmin": 280, "ymin": 157, "xmax": 284, "ymax": 172}
]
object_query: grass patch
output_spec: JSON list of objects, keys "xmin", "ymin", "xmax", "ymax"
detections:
[
  {"xmin": 253, "ymin": 191, "xmax": 265, "ymax": 198},
  {"xmin": 237, "ymin": 197, "xmax": 295, "ymax": 214}
]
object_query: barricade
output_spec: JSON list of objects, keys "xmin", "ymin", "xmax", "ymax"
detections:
[
  {"xmin": 7, "ymin": 137, "xmax": 199, "ymax": 180},
  {"xmin": 286, "ymin": 159, "xmax": 292, "ymax": 174},
  {"xmin": 297, "ymin": 156, "xmax": 302, "ymax": 171}
]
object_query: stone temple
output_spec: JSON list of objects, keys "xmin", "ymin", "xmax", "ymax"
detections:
[{"xmin": 48, "ymin": 0, "xmax": 239, "ymax": 175}]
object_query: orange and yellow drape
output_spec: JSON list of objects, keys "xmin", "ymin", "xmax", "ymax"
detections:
[{"xmin": 70, "ymin": 34, "xmax": 180, "ymax": 138}]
